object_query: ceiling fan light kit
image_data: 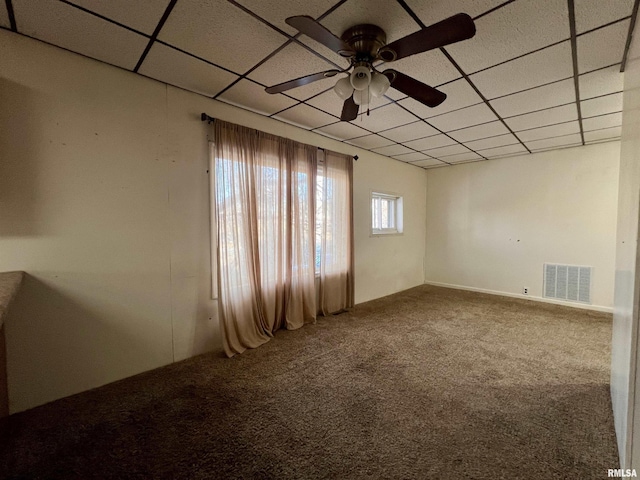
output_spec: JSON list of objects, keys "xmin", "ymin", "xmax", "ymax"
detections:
[
  {"xmin": 353, "ymin": 88, "xmax": 371, "ymax": 106},
  {"xmin": 266, "ymin": 13, "xmax": 476, "ymax": 122},
  {"xmin": 334, "ymin": 76, "xmax": 354, "ymax": 100},
  {"xmin": 350, "ymin": 65, "xmax": 371, "ymax": 91},
  {"xmin": 369, "ymin": 72, "xmax": 390, "ymax": 98}
]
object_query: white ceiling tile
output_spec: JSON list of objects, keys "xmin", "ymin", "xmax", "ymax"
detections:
[
  {"xmin": 404, "ymin": 0, "xmax": 507, "ymax": 25},
  {"xmin": 414, "ymin": 158, "xmax": 448, "ymax": 168},
  {"xmin": 444, "ymin": 152, "xmax": 483, "ymax": 163},
  {"xmin": 234, "ymin": 0, "xmax": 337, "ymax": 35},
  {"xmin": 506, "ymin": 104, "xmax": 578, "ymax": 132},
  {"xmin": 320, "ymin": 0, "xmax": 420, "ymax": 45},
  {"xmin": 139, "ymin": 43, "xmax": 237, "ymax": 97},
  {"xmin": 429, "ymin": 103, "xmax": 498, "ymax": 132},
  {"xmin": 526, "ymin": 134, "xmax": 582, "ymax": 151},
  {"xmin": 248, "ymin": 43, "xmax": 336, "ymax": 100},
  {"xmin": 479, "ymin": 144, "xmax": 528, "ymax": 158},
  {"xmin": 397, "ymin": 78, "xmax": 484, "ymax": 119},
  {"xmin": 13, "ymin": 0, "xmax": 148, "ymax": 70},
  {"xmin": 379, "ymin": 121, "xmax": 438, "ymax": 143},
  {"xmin": 306, "ymin": 88, "xmax": 349, "ymax": 116},
  {"xmin": 470, "ymin": 41, "xmax": 574, "ymax": 99},
  {"xmin": 428, "ymin": 103, "xmax": 497, "ymax": 132},
  {"xmin": 67, "ymin": 0, "xmax": 169, "ymax": 35},
  {"xmin": 517, "ymin": 121, "xmax": 580, "ymax": 141},
  {"xmin": 424, "ymin": 144, "xmax": 469, "ymax": 157},
  {"xmin": 393, "ymin": 152, "xmax": 432, "ymax": 162},
  {"xmin": 580, "ymin": 93, "xmax": 623, "ymax": 118},
  {"xmin": 383, "ymin": 89, "xmax": 407, "ymax": 101},
  {"xmin": 235, "ymin": 0, "xmax": 351, "ymax": 66},
  {"xmin": 217, "ymin": 79, "xmax": 298, "ymax": 115},
  {"xmin": 306, "ymin": 87, "xmax": 391, "ymax": 118},
  {"xmin": 159, "ymin": 0, "xmax": 287, "ymax": 74},
  {"xmin": 388, "ymin": 49, "xmax": 462, "ymax": 90},
  {"xmin": 446, "ymin": 0, "xmax": 570, "ymax": 73},
  {"xmin": 314, "ymin": 121, "xmax": 370, "ymax": 140},
  {"xmin": 346, "ymin": 134, "xmax": 394, "ymax": 149},
  {"xmin": 464, "ymin": 133, "xmax": 520, "ymax": 151},
  {"xmin": 584, "ymin": 126, "xmax": 622, "ymax": 143},
  {"xmin": 372, "ymin": 143, "xmax": 414, "ymax": 156},
  {"xmin": 489, "ymin": 78, "xmax": 576, "ymax": 118},
  {"xmin": 273, "ymin": 104, "xmax": 337, "ymax": 129},
  {"xmin": 579, "ymin": 65, "xmax": 624, "ymax": 100},
  {"xmin": 346, "ymin": 103, "xmax": 416, "ymax": 132},
  {"xmin": 575, "ymin": 0, "xmax": 633, "ymax": 34},
  {"xmin": 582, "ymin": 112, "xmax": 623, "ymax": 131},
  {"xmin": 11, "ymin": 0, "xmax": 625, "ymax": 162},
  {"xmin": 404, "ymin": 134, "xmax": 456, "ymax": 151},
  {"xmin": 448, "ymin": 121, "xmax": 510, "ymax": 142},
  {"xmin": 0, "ymin": 3, "xmax": 10, "ymax": 28},
  {"xmin": 577, "ymin": 19, "xmax": 629, "ymax": 74}
]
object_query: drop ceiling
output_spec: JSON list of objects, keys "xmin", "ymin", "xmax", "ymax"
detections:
[{"xmin": 1, "ymin": 0, "xmax": 634, "ymax": 168}]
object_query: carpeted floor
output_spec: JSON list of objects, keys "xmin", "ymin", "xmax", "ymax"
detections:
[{"xmin": 0, "ymin": 285, "xmax": 618, "ymax": 479}]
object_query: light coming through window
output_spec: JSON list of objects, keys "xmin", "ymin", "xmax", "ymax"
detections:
[{"xmin": 371, "ymin": 192, "xmax": 403, "ymax": 235}]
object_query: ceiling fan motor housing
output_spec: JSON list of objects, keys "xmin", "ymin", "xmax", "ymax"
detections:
[{"xmin": 341, "ymin": 24, "xmax": 387, "ymax": 62}]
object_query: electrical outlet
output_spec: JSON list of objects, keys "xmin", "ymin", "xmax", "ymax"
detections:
[{"xmin": 523, "ymin": 287, "xmax": 529, "ymax": 295}]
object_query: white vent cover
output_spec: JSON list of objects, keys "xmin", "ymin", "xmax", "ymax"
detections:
[{"xmin": 543, "ymin": 264, "xmax": 592, "ymax": 304}]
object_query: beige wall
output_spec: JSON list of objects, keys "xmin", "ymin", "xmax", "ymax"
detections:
[
  {"xmin": 612, "ymin": 21, "xmax": 640, "ymax": 468},
  {"xmin": 0, "ymin": 31, "xmax": 427, "ymax": 412},
  {"xmin": 424, "ymin": 143, "xmax": 620, "ymax": 311}
]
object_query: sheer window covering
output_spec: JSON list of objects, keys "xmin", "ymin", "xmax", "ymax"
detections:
[{"xmin": 211, "ymin": 120, "xmax": 353, "ymax": 357}]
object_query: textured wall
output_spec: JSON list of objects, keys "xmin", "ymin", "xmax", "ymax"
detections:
[
  {"xmin": 0, "ymin": 31, "xmax": 427, "ymax": 412},
  {"xmin": 424, "ymin": 143, "xmax": 620, "ymax": 310}
]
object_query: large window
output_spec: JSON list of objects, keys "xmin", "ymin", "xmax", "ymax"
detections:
[
  {"xmin": 371, "ymin": 191, "xmax": 403, "ymax": 235},
  {"xmin": 211, "ymin": 119, "xmax": 354, "ymax": 356}
]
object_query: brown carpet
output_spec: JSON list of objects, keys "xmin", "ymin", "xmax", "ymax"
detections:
[{"xmin": 0, "ymin": 285, "xmax": 618, "ymax": 479}]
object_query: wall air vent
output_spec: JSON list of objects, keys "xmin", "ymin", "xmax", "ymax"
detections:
[{"xmin": 543, "ymin": 264, "xmax": 592, "ymax": 304}]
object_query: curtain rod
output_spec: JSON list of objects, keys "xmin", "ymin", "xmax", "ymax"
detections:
[{"xmin": 200, "ymin": 113, "xmax": 358, "ymax": 161}]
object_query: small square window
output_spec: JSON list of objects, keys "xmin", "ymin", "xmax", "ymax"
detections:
[{"xmin": 371, "ymin": 191, "xmax": 403, "ymax": 235}]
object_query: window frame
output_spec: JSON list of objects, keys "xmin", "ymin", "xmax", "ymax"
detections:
[{"xmin": 370, "ymin": 190, "xmax": 403, "ymax": 236}]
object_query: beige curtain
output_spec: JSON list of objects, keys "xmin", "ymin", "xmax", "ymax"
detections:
[
  {"xmin": 317, "ymin": 150, "xmax": 355, "ymax": 315},
  {"xmin": 213, "ymin": 120, "xmax": 317, "ymax": 357}
]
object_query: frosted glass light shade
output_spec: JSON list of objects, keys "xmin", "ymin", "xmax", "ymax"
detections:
[
  {"xmin": 353, "ymin": 88, "xmax": 371, "ymax": 106},
  {"xmin": 350, "ymin": 66, "xmax": 371, "ymax": 91},
  {"xmin": 370, "ymin": 72, "xmax": 390, "ymax": 98},
  {"xmin": 334, "ymin": 77, "xmax": 354, "ymax": 100}
]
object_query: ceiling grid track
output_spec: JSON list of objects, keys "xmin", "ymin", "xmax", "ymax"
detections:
[
  {"xmin": 3, "ymin": 0, "xmax": 629, "ymax": 167},
  {"xmin": 60, "ymin": 0, "xmax": 148, "ymax": 37},
  {"xmin": 438, "ymin": 50, "xmax": 532, "ymax": 155},
  {"xmin": 133, "ymin": 0, "xmax": 179, "ymax": 73},
  {"xmin": 315, "ymin": 113, "xmax": 451, "ymax": 164},
  {"xmin": 461, "ymin": 17, "xmax": 629, "ymax": 79},
  {"xmin": 5, "ymin": 0, "xmax": 16, "ymax": 31},
  {"xmin": 395, "ymin": 0, "xmax": 532, "ymax": 155},
  {"xmin": 392, "ymin": 98, "xmax": 487, "ymax": 161},
  {"xmin": 621, "ymin": 0, "xmax": 640, "ymax": 72},
  {"xmin": 226, "ymin": 0, "xmax": 344, "ymax": 69},
  {"xmin": 567, "ymin": 0, "xmax": 586, "ymax": 145},
  {"xmin": 214, "ymin": 0, "xmax": 349, "ymax": 100},
  {"xmin": 311, "ymin": 60, "xmax": 622, "ymax": 149},
  {"xmin": 473, "ymin": 0, "xmax": 517, "ymax": 21}
]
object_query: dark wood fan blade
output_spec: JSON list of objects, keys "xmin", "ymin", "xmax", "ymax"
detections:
[
  {"xmin": 286, "ymin": 16, "xmax": 355, "ymax": 57},
  {"xmin": 265, "ymin": 70, "xmax": 341, "ymax": 94},
  {"xmin": 341, "ymin": 96, "xmax": 359, "ymax": 121},
  {"xmin": 383, "ymin": 70, "xmax": 446, "ymax": 107},
  {"xmin": 378, "ymin": 13, "xmax": 475, "ymax": 61}
]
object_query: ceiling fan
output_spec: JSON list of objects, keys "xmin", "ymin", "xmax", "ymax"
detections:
[{"xmin": 265, "ymin": 14, "xmax": 476, "ymax": 121}]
